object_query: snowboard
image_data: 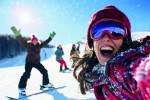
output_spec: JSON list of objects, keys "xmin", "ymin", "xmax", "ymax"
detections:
[
  {"xmin": 60, "ymin": 69, "xmax": 72, "ymax": 73},
  {"xmin": 6, "ymin": 86, "xmax": 66, "ymax": 100}
]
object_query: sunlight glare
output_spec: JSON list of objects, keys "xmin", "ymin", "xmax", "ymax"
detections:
[{"xmin": 19, "ymin": 12, "xmax": 31, "ymax": 25}]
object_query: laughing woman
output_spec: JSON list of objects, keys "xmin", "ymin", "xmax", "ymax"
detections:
[{"xmin": 73, "ymin": 5, "xmax": 150, "ymax": 100}]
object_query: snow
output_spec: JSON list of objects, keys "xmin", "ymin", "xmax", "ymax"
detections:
[
  {"xmin": 0, "ymin": 31, "xmax": 149, "ymax": 100},
  {"xmin": 0, "ymin": 43, "xmax": 95, "ymax": 100},
  {"xmin": 132, "ymin": 31, "xmax": 150, "ymax": 41}
]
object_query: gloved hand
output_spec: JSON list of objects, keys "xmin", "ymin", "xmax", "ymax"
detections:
[
  {"xmin": 11, "ymin": 26, "xmax": 21, "ymax": 37},
  {"xmin": 49, "ymin": 32, "xmax": 56, "ymax": 39},
  {"xmin": 134, "ymin": 57, "xmax": 150, "ymax": 100}
]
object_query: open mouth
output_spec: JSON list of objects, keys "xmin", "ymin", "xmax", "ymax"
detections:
[{"xmin": 100, "ymin": 47, "xmax": 114, "ymax": 57}]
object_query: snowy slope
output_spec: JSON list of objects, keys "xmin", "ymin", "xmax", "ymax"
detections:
[
  {"xmin": 0, "ymin": 31, "xmax": 149, "ymax": 100},
  {"xmin": 0, "ymin": 43, "xmax": 95, "ymax": 100},
  {"xmin": 131, "ymin": 31, "xmax": 150, "ymax": 41}
]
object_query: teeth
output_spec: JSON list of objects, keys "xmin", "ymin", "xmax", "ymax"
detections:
[{"xmin": 101, "ymin": 47, "xmax": 113, "ymax": 50}]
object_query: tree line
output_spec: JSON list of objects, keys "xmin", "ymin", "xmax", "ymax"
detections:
[{"xmin": 0, "ymin": 34, "xmax": 55, "ymax": 60}]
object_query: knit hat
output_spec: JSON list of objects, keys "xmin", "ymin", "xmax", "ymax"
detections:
[
  {"xmin": 57, "ymin": 44, "xmax": 62, "ymax": 48},
  {"xmin": 72, "ymin": 44, "xmax": 76, "ymax": 47},
  {"xmin": 87, "ymin": 5, "xmax": 131, "ymax": 48},
  {"xmin": 31, "ymin": 35, "xmax": 38, "ymax": 42}
]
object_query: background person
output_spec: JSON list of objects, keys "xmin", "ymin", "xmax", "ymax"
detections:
[
  {"xmin": 55, "ymin": 45, "xmax": 70, "ymax": 72},
  {"xmin": 70, "ymin": 44, "xmax": 80, "ymax": 68},
  {"xmin": 11, "ymin": 26, "xmax": 56, "ymax": 95}
]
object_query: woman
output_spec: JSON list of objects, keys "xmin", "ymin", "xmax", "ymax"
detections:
[
  {"xmin": 70, "ymin": 44, "xmax": 80, "ymax": 68},
  {"xmin": 55, "ymin": 45, "xmax": 70, "ymax": 72},
  {"xmin": 11, "ymin": 26, "xmax": 56, "ymax": 95},
  {"xmin": 73, "ymin": 5, "xmax": 150, "ymax": 100}
]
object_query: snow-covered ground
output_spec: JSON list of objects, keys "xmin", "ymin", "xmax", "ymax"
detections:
[
  {"xmin": 0, "ymin": 43, "xmax": 95, "ymax": 100},
  {"xmin": 0, "ymin": 31, "xmax": 149, "ymax": 100}
]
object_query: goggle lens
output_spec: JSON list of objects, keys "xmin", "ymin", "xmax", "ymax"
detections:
[{"xmin": 91, "ymin": 21, "xmax": 126, "ymax": 40}]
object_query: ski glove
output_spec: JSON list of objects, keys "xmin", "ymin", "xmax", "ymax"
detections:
[
  {"xmin": 49, "ymin": 32, "xmax": 56, "ymax": 39},
  {"xmin": 11, "ymin": 26, "xmax": 21, "ymax": 37}
]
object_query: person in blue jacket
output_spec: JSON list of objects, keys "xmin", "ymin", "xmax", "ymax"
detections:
[{"xmin": 55, "ymin": 45, "xmax": 70, "ymax": 72}]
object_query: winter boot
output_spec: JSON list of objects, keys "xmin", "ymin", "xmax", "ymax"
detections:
[
  {"xmin": 40, "ymin": 83, "xmax": 54, "ymax": 90},
  {"xmin": 59, "ymin": 67, "xmax": 63, "ymax": 72},
  {"xmin": 65, "ymin": 67, "xmax": 71, "ymax": 71},
  {"xmin": 19, "ymin": 88, "xmax": 26, "ymax": 96}
]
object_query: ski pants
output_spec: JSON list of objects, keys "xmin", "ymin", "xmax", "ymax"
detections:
[
  {"xmin": 18, "ymin": 62, "xmax": 50, "ymax": 89},
  {"xmin": 56, "ymin": 60, "xmax": 67, "ymax": 68}
]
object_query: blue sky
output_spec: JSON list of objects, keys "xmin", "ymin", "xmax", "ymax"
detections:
[{"xmin": 0, "ymin": 0, "xmax": 150, "ymax": 46}]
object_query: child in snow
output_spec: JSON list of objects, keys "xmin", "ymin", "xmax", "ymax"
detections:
[
  {"xmin": 11, "ymin": 26, "xmax": 56, "ymax": 95},
  {"xmin": 55, "ymin": 45, "xmax": 70, "ymax": 72},
  {"xmin": 73, "ymin": 5, "xmax": 150, "ymax": 100},
  {"xmin": 70, "ymin": 44, "xmax": 80, "ymax": 68}
]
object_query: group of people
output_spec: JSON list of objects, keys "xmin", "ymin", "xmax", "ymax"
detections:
[
  {"xmin": 11, "ymin": 26, "xmax": 81, "ymax": 96},
  {"xmin": 10, "ymin": 4, "xmax": 150, "ymax": 100},
  {"xmin": 55, "ymin": 43, "xmax": 81, "ymax": 72}
]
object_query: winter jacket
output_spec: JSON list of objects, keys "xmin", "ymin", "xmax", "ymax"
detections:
[
  {"xmin": 55, "ymin": 48, "xmax": 64, "ymax": 61},
  {"xmin": 16, "ymin": 35, "xmax": 52, "ymax": 64},
  {"xmin": 70, "ymin": 49, "xmax": 80, "ymax": 56},
  {"xmin": 84, "ymin": 36, "xmax": 150, "ymax": 100},
  {"xmin": 70, "ymin": 49, "xmax": 80, "ymax": 61}
]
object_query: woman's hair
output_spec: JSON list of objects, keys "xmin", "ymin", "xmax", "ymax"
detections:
[
  {"xmin": 73, "ymin": 50, "xmax": 98, "ymax": 94},
  {"xmin": 71, "ymin": 47, "xmax": 76, "ymax": 51}
]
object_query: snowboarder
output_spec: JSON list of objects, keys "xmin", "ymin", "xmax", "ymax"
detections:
[
  {"xmin": 55, "ymin": 45, "xmax": 70, "ymax": 72},
  {"xmin": 11, "ymin": 26, "xmax": 56, "ymax": 96},
  {"xmin": 73, "ymin": 5, "xmax": 150, "ymax": 100}
]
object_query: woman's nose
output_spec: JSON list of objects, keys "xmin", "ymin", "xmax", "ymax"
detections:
[{"xmin": 101, "ymin": 33, "xmax": 111, "ymax": 41}]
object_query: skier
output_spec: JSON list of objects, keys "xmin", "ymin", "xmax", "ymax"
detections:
[
  {"xmin": 73, "ymin": 5, "xmax": 150, "ymax": 100},
  {"xmin": 55, "ymin": 45, "xmax": 70, "ymax": 72},
  {"xmin": 70, "ymin": 44, "xmax": 80, "ymax": 68},
  {"xmin": 11, "ymin": 26, "xmax": 56, "ymax": 96}
]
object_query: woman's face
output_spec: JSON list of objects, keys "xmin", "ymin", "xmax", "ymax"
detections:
[
  {"xmin": 32, "ymin": 40, "xmax": 38, "ymax": 45},
  {"xmin": 58, "ymin": 46, "xmax": 62, "ymax": 49},
  {"xmin": 94, "ymin": 34, "xmax": 123, "ymax": 65}
]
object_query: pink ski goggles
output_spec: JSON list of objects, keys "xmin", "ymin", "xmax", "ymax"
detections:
[{"xmin": 90, "ymin": 20, "xmax": 127, "ymax": 40}]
